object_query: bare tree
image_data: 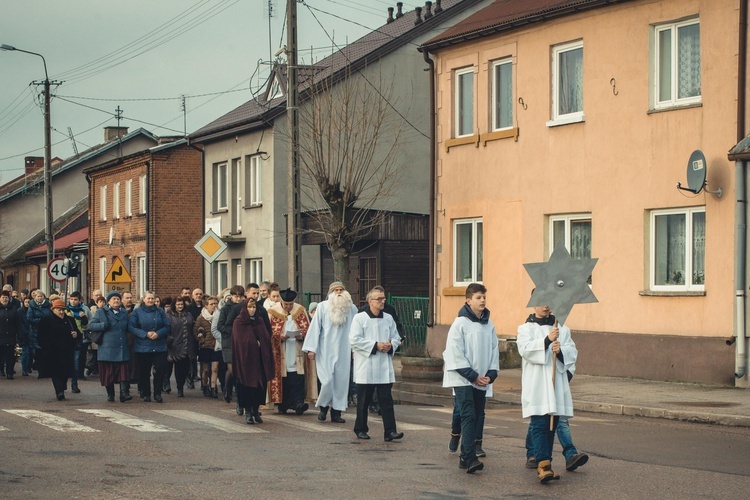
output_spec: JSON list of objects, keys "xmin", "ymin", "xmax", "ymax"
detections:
[{"xmin": 296, "ymin": 68, "xmax": 404, "ymax": 286}]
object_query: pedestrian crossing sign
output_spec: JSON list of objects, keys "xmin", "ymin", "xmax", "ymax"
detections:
[{"xmin": 103, "ymin": 256, "xmax": 134, "ymax": 284}]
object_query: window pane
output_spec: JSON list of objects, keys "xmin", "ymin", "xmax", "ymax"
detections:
[
  {"xmin": 558, "ymin": 47, "xmax": 583, "ymax": 115},
  {"xmin": 692, "ymin": 211, "xmax": 705, "ymax": 284},
  {"xmin": 658, "ymin": 28, "xmax": 672, "ymax": 102},
  {"xmin": 495, "ymin": 62, "xmax": 512, "ymax": 129},
  {"xmin": 677, "ymin": 23, "xmax": 701, "ymax": 99},
  {"xmin": 552, "ymin": 220, "xmax": 565, "ymax": 249},
  {"xmin": 458, "ymin": 72, "xmax": 474, "ymax": 136},
  {"xmin": 654, "ymin": 213, "xmax": 686, "ymax": 285},
  {"xmin": 570, "ymin": 220, "xmax": 592, "ymax": 260},
  {"xmin": 455, "ymin": 223, "xmax": 473, "ymax": 282},
  {"xmin": 476, "ymin": 222, "xmax": 483, "ymax": 282}
]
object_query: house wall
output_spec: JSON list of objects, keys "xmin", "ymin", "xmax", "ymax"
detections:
[{"xmin": 429, "ymin": 0, "xmax": 743, "ymax": 384}]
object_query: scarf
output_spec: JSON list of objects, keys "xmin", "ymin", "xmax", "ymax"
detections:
[
  {"xmin": 525, "ymin": 313, "xmax": 556, "ymax": 326},
  {"xmin": 200, "ymin": 307, "xmax": 215, "ymax": 322}
]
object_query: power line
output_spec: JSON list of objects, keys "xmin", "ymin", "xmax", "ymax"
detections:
[
  {"xmin": 55, "ymin": 96, "xmax": 185, "ymax": 135},
  {"xmin": 55, "ymin": 87, "xmax": 251, "ymax": 103}
]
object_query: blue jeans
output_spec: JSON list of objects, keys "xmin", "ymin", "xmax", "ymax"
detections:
[
  {"xmin": 451, "ymin": 394, "xmax": 485, "ymax": 441},
  {"xmin": 453, "ymin": 386, "xmax": 487, "ymax": 461},
  {"xmin": 525, "ymin": 417, "xmax": 576, "ymax": 460},
  {"xmin": 21, "ymin": 346, "xmax": 35, "ymax": 373},
  {"xmin": 72, "ymin": 350, "xmax": 80, "ymax": 384},
  {"xmin": 528, "ymin": 415, "xmax": 558, "ymax": 463}
]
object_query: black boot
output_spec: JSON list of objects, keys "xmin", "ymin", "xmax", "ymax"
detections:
[
  {"xmin": 119, "ymin": 382, "xmax": 133, "ymax": 402},
  {"xmin": 106, "ymin": 384, "xmax": 115, "ymax": 402},
  {"xmin": 71, "ymin": 381, "xmax": 80, "ymax": 394},
  {"xmin": 317, "ymin": 406, "xmax": 329, "ymax": 421},
  {"xmin": 330, "ymin": 409, "xmax": 346, "ymax": 423},
  {"xmin": 253, "ymin": 407, "xmax": 263, "ymax": 424}
]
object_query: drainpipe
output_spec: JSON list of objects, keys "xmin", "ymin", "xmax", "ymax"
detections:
[
  {"xmin": 422, "ymin": 47, "xmax": 436, "ymax": 328},
  {"xmin": 735, "ymin": 0, "xmax": 748, "ymax": 384},
  {"xmin": 188, "ymin": 143, "xmax": 206, "ymax": 292}
]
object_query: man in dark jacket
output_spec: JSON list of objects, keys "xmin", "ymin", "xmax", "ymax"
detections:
[
  {"xmin": 218, "ymin": 285, "xmax": 245, "ymax": 405},
  {"xmin": 0, "ymin": 290, "xmax": 21, "ymax": 379},
  {"xmin": 27, "ymin": 290, "xmax": 52, "ymax": 373},
  {"xmin": 186, "ymin": 288, "xmax": 204, "ymax": 387},
  {"xmin": 66, "ymin": 291, "xmax": 90, "ymax": 393}
]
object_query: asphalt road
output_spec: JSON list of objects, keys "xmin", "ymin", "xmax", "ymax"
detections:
[{"xmin": 1, "ymin": 375, "xmax": 749, "ymax": 499}]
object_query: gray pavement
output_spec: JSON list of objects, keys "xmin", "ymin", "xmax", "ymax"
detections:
[{"xmin": 392, "ymin": 358, "xmax": 750, "ymax": 428}]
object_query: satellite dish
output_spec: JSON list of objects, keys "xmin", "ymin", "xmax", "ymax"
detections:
[
  {"xmin": 677, "ymin": 149, "xmax": 722, "ymax": 198},
  {"xmin": 109, "ymin": 227, "xmax": 114, "ymax": 245}
]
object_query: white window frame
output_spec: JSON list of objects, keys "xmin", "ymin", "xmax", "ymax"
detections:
[
  {"xmin": 231, "ymin": 158, "xmax": 242, "ymax": 232},
  {"xmin": 548, "ymin": 40, "xmax": 584, "ymax": 126},
  {"xmin": 138, "ymin": 175, "xmax": 147, "ymax": 214},
  {"xmin": 453, "ymin": 218, "xmax": 483, "ymax": 286},
  {"xmin": 216, "ymin": 261, "xmax": 228, "ymax": 292},
  {"xmin": 454, "ymin": 67, "xmax": 474, "ymax": 138},
  {"xmin": 100, "ymin": 185, "xmax": 107, "ymax": 221},
  {"xmin": 246, "ymin": 155, "xmax": 263, "ymax": 206},
  {"xmin": 99, "ymin": 257, "xmax": 107, "ymax": 295},
  {"xmin": 649, "ymin": 207, "xmax": 705, "ymax": 292},
  {"xmin": 247, "ymin": 258, "xmax": 263, "ymax": 284},
  {"xmin": 215, "ymin": 162, "xmax": 228, "ymax": 211},
  {"xmin": 125, "ymin": 179, "xmax": 133, "ymax": 217},
  {"xmin": 491, "ymin": 58, "xmax": 513, "ymax": 131},
  {"xmin": 653, "ymin": 18, "xmax": 701, "ymax": 109},
  {"xmin": 549, "ymin": 213, "xmax": 592, "ymax": 284},
  {"xmin": 113, "ymin": 182, "xmax": 120, "ymax": 220},
  {"xmin": 137, "ymin": 255, "xmax": 147, "ymax": 299}
]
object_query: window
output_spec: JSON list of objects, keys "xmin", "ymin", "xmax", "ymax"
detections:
[
  {"xmin": 455, "ymin": 68, "xmax": 474, "ymax": 137},
  {"xmin": 247, "ymin": 258, "xmax": 262, "ymax": 284},
  {"xmin": 453, "ymin": 218, "xmax": 483, "ymax": 285},
  {"xmin": 654, "ymin": 19, "xmax": 700, "ymax": 108},
  {"xmin": 491, "ymin": 59, "xmax": 513, "ymax": 131},
  {"xmin": 233, "ymin": 259, "xmax": 242, "ymax": 286},
  {"xmin": 231, "ymin": 158, "xmax": 241, "ymax": 233},
  {"xmin": 99, "ymin": 257, "xmax": 107, "ymax": 294},
  {"xmin": 650, "ymin": 207, "xmax": 705, "ymax": 291},
  {"xmin": 216, "ymin": 261, "xmax": 228, "ymax": 292},
  {"xmin": 550, "ymin": 214, "xmax": 592, "ymax": 284},
  {"xmin": 246, "ymin": 155, "xmax": 263, "ymax": 206},
  {"xmin": 137, "ymin": 256, "xmax": 147, "ymax": 299},
  {"xmin": 214, "ymin": 162, "xmax": 228, "ymax": 211},
  {"xmin": 138, "ymin": 175, "xmax": 147, "ymax": 214},
  {"xmin": 100, "ymin": 185, "xmax": 107, "ymax": 221},
  {"xmin": 113, "ymin": 182, "xmax": 120, "ymax": 219},
  {"xmin": 125, "ymin": 179, "xmax": 133, "ymax": 217},
  {"xmin": 550, "ymin": 40, "xmax": 584, "ymax": 124}
]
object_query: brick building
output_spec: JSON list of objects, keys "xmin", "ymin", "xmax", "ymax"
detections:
[{"xmin": 83, "ymin": 139, "xmax": 203, "ymax": 300}]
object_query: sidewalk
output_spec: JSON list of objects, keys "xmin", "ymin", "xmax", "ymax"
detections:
[{"xmin": 391, "ymin": 358, "xmax": 750, "ymax": 428}]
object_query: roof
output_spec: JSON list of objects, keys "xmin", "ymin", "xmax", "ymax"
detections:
[
  {"xmin": 422, "ymin": 0, "xmax": 635, "ymax": 50},
  {"xmin": 82, "ymin": 138, "xmax": 192, "ymax": 175},
  {"xmin": 729, "ymin": 135, "xmax": 750, "ymax": 161},
  {"xmin": 25, "ymin": 227, "xmax": 87, "ymax": 257},
  {"xmin": 0, "ymin": 128, "xmax": 158, "ymax": 203},
  {"xmin": 190, "ymin": 0, "xmax": 484, "ymax": 141}
]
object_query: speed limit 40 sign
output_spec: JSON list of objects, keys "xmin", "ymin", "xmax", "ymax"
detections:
[{"xmin": 47, "ymin": 257, "xmax": 68, "ymax": 282}]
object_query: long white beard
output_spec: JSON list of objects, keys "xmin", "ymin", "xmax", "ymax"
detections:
[{"xmin": 328, "ymin": 291, "xmax": 353, "ymax": 327}]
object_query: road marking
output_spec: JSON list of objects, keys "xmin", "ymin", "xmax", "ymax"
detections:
[
  {"xmin": 262, "ymin": 414, "xmax": 349, "ymax": 432},
  {"xmin": 4, "ymin": 410, "xmax": 100, "ymax": 432},
  {"xmin": 419, "ymin": 407, "xmax": 453, "ymax": 414},
  {"xmin": 155, "ymin": 410, "xmax": 267, "ymax": 434},
  {"xmin": 78, "ymin": 409, "xmax": 179, "ymax": 433},
  {"xmin": 369, "ymin": 416, "xmax": 434, "ymax": 431},
  {"xmin": 0, "ymin": 425, "xmax": 9, "ymax": 431}
]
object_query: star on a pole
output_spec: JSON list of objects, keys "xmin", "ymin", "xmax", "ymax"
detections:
[{"xmin": 524, "ymin": 244, "xmax": 598, "ymax": 326}]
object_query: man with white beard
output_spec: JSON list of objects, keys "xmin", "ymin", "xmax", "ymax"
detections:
[{"xmin": 303, "ymin": 281, "xmax": 358, "ymax": 423}]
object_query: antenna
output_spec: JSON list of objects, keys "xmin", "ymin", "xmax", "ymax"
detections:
[
  {"xmin": 676, "ymin": 150, "xmax": 722, "ymax": 198},
  {"xmin": 181, "ymin": 95, "xmax": 187, "ymax": 137},
  {"xmin": 67, "ymin": 127, "xmax": 79, "ymax": 156}
]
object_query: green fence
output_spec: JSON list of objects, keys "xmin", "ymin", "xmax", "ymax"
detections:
[
  {"xmin": 301, "ymin": 292, "xmax": 322, "ymax": 308},
  {"xmin": 389, "ymin": 295, "xmax": 429, "ymax": 353}
]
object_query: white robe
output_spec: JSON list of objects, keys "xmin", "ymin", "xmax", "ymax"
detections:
[
  {"xmin": 442, "ymin": 316, "xmax": 500, "ymax": 397},
  {"xmin": 349, "ymin": 311, "xmax": 401, "ymax": 384},
  {"xmin": 516, "ymin": 321, "xmax": 577, "ymax": 419},
  {"xmin": 302, "ymin": 300, "xmax": 357, "ymax": 411}
]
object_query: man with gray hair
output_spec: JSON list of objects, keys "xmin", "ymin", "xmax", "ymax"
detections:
[{"xmin": 303, "ymin": 281, "xmax": 357, "ymax": 423}]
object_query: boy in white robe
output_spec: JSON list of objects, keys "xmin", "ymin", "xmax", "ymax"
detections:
[
  {"xmin": 349, "ymin": 287, "xmax": 402, "ymax": 441},
  {"xmin": 517, "ymin": 302, "xmax": 577, "ymax": 483},
  {"xmin": 442, "ymin": 283, "xmax": 499, "ymax": 474}
]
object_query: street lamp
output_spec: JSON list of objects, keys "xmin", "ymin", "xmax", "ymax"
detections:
[{"xmin": 1, "ymin": 44, "xmax": 54, "ymax": 292}]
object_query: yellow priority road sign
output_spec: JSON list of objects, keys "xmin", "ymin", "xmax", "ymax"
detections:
[
  {"xmin": 194, "ymin": 229, "xmax": 227, "ymax": 263},
  {"xmin": 104, "ymin": 256, "xmax": 134, "ymax": 284}
]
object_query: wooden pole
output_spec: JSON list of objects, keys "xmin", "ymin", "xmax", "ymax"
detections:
[{"xmin": 550, "ymin": 318, "xmax": 558, "ymax": 431}]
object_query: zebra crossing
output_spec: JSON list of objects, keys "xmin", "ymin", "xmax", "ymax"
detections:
[{"xmin": 1, "ymin": 408, "xmax": 438, "ymax": 435}]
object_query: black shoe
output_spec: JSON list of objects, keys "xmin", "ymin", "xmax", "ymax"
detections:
[
  {"xmin": 566, "ymin": 452, "xmax": 589, "ymax": 471},
  {"xmin": 330, "ymin": 410, "xmax": 345, "ymax": 423},
  {"xmin": 202, "ymin": 386, "xmax": 210, "ymax": 398},
  {"xmin": 384, "ymin": 431, "xmax": 404, "ymax": 442},
  {"xmin": 525, "ymin": 457, "xmax": 537, "ymax": 469},
  {"xmin": 143, "ymin": 395, "xmax": 152, "ymax": 403},
  {"xmin": 186, "ymin": 379, "xmax": 195, "ymax": 389},
  {"xmin": 295, "ymin": 403, "xmax": 309, "ymax": 415},
  {"xmin": 459, "ymin": 458, "xmax": 468, "ymax": 469},
  {"xmin": 177, "ymin": 389, "xmax": 184, "ymax": 398},
  {"xmin": 245, "ymin": 413, "xmax": 254, "ymax": 424},
  {"xmin": 223, "ymin": 388, "xmax": 232, "ymax": 403},
  {"xmin": 449, "ymin": 433, "xmax": 461, "ymax": 452},
  {"xmin": 475, "ymin": 439, "xmax": 486, "ymax": 458},
  {"xmin": 71, "ymin": 383, "xmax": 80, "ymax": 394},
  {"xmin": 317, "ymin": 407, "xmax": 328, "ymax": 421},
  {"xmin": 56, "ymin": 392, "xmax": 65, "ymax": 401},
  {"xmin": 356, "ymin": 432, "xmax": 370, "ymax": 440},
  {"xmin": 163, "ymin": 384, "xmax": 171, "ymax": 394},
  {"xmin": 211, "ymin": 388, "xmax": 219, "ymax": 399},
  {"xmin": 236, "ymin": 402, "xmax": 244, "ymax": 416},
  {"xmin": 253, "ymin": 411, "xmax": 263, "ymax": 424},
  {"xmin": 277, "ymin": 407, "xmax": 288, "ymax": 415},
  {"xmin": 154, "ymin": 394, "xmax": 163, "ymax": 403},
  {"xmin": 465, "ymin": 457, "xmax": 484, "ymax": 474}
]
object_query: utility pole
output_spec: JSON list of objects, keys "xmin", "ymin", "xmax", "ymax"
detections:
[{"xmin": 287, "ymin": 0, "xmax": 301, "ymax": 291}]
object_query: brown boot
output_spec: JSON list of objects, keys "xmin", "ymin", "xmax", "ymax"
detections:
[{"xmin": 537, "ymin": 460, "xmax": 560, "ymax": 484}]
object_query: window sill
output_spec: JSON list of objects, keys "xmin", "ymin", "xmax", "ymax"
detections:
[
  {"xmin": 647, "ymin": 101, "xmax": 702, "ymax": 114},
  {"xmin": 639, "ymin": 290, "xmax": 706, "ymax": 297},
  {"xmin": 481, "ymin": 128, "xmax": 518, "ymax": 145},
  {"xmin": 243, "ymin": 203, "xmax": 263, "ymax": 209},
  {"xmin": 442, "ymin": 286, "xmax": 467, "ymax": 296},
  {"xmin": 546, "ymin": 114, "xmax": 585, "ymax": 128},
  {"xmin": 136, "ymin": 212, "xmax": 147, "ymax": 218},
  {"xmin": 445, "ymin": 134, "xmax": 479, "ymax": 152},
  {"xmin": 211, "ymin": 209, "xmax": 228, "ymax": 215}
]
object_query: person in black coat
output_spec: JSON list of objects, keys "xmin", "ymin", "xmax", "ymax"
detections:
[
  {"xmin": 0, "ymin": 290, "xmax": 21, "ymax": 379},
  {"xmin": 37, "ymin": 299, "xmax": 78, "ymax": 400}
]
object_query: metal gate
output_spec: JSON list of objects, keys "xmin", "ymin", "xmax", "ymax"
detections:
[{"xmin": 389, "ymin": 295, "xmax": 429, "ymax": 352}]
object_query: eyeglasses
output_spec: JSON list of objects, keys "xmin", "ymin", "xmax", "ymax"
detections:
[{"xmin": 370, "ymin": 297, "xmax": 386, "ymax": 302}]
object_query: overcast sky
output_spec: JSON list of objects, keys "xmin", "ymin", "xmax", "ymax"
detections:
[{"xmin": 0, "ymin": 0, "xmax": 411, "ymax": 184}]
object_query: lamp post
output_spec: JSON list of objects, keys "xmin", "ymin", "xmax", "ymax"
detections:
[{"xmin": 1, "ymin": 44, "xmax": 55, "ymax": 292}]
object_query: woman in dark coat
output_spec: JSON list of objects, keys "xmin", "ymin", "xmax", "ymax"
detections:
[
  {"xmin": 88, "ymin": 291, "xmax": 131, "ymax": 402},
  {"xmin": 232, "ymin": 298, "xmax": 274, "ymax": 424},
  {"xmin": 37, "ymin": 299, "xmax": 78, "ymax": 400},
  {"xmin": 166, "ymin": 296, "xmax": 195, "ymax": 398}
]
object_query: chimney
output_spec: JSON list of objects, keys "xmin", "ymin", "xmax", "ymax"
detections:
[
  {"xmin": 104, "ymin": 126, "xmax": 129, "ymax": 142},
  {"xmin": 435, "ymin": 0, "xmax": 443, "ymax": 14},
  {"xmin": 387, "ymin": 6, "xmax": 394, "ymax": 23},
  {"xmin": 415, "ymin": 6, "xmax": 423, "ymax": 24},
  {"xmin": 24, "ymin": 156, "xmax": 43, "ymax": 176},
  {"xmin": 396, "ymin": 2, "xmax": 404, "ymax": 18},
  {"xmin": 424, "ymin": 1, "xmax": 433, "ymax": 19}
]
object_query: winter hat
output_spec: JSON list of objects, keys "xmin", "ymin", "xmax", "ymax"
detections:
[
  {"xmin": 106, "ymin": 290, "xmax": 122, "ymax": 302},
  {"xmin": 328, "ymin": 281, "xmax": 345, "ymax": 293},
  {"xmin": 51, "ymin": 299, "xmax": 66, "ymax": 310},
  {"xmin": 308, "ymin": 301, "xmax": 318, "ymax": 314}
]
